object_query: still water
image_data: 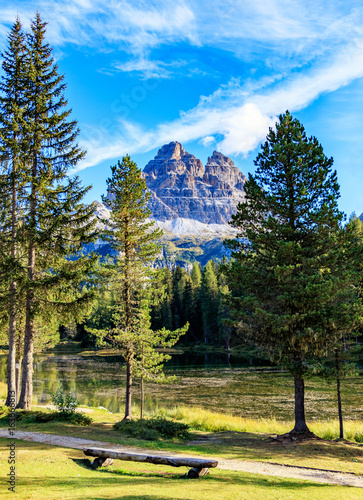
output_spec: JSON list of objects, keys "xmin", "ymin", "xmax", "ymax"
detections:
[{"xmin": 0, "ymin": 348, "xmax": 362, "ymax": 421}]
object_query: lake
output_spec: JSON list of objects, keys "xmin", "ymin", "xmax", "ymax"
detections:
[{"xmin": 0, "ymin": 348, "xmax": 362, "ymax": 421}]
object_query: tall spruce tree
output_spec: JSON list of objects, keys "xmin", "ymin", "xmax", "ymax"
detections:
[
  {"xmin": 0, "ymin": 19, "xmax": 28, "ymax": 406},
  {"xmin": 5, "ymin": 14, "xmax": 98, "ymax": 410},
  {"xmin": 226, "ymin": 111, "xmax": 363, "ymax": 434}
]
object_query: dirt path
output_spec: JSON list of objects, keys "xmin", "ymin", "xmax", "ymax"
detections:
[{"xmin": 1, "ymin": 429, "xmax": 362, "ymax": 488}]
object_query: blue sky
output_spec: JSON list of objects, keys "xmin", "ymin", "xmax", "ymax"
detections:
[{"xmin": 1, "ymin": 0, "xmax": 363, "ymax": 217}]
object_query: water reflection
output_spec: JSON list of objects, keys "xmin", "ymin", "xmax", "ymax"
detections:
[{"xmin": 0, "ymin": 350, "xmax": 362, "ymax": 421}]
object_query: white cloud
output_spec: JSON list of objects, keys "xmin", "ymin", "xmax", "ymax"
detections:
[
  {"xmin": 3, "ymin": 0, "xmax": 363, "ymax": 173},
  {"xmin": 0, "ymin": 0, "xmax": 197, "ymax": 52},
  {"xmin": 114, "ymin": 58, "xmax": 188, "ymax": 79},
  {"xmin": 200, "ymin": 136, "xmax": 215, "ymax": 147},
  {"xmin": 1, "ymin": 0, "xmax": 361, "ymax": 71},
  {"xmin": 74, "ymin": 34, "xmax": 363, "ymax": 172}
]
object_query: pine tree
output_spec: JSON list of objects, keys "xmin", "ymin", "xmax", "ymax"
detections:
[
  {"xmin": 318, "ymin": 215, "xmax": 363, "ymax": 439},
  {"xmin": 150, "ymin": 267, "xmax": 174, "ymax": 331},
  {"xmin": 9, "ymin": 14, "xmax": 98, "ymax": 409},
  {"xmin": 0, "ymin": 18, "xmax": 28, "ymax": 406},
  {"xmin": 226, "ymin": 111, "xmax": 363, "ymax": 434},
  {"xmin": 101, "ymin": 155, "xmax": 167, "ymax": 420}
]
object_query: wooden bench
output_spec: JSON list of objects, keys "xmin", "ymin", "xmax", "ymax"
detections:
[{"xmin": 83, "ymin": 447, "xmax": 218, "ymax": 478}]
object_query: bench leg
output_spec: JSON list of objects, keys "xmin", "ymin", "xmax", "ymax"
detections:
[
  {"xmin": 92, "ymin": 457, "xmax": 114, "ymax": 469},
  {"xmin": 187, "ymin": 467, "xmax": 209, "ymax": 478}
]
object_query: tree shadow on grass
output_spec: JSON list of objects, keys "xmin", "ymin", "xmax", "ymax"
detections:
[{"xmin": 195, "ymin": 431, "xmax": 363, "ymax": 465}]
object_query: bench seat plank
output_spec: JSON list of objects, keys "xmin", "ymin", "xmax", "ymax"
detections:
[{"xmin": 83, "ymin": 447, "xmax": 218, "ymax": 469}]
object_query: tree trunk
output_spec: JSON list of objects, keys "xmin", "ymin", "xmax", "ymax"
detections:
[
  {"xmin": 16, "ymin": 355, "xmax": 22, "ymax": 404},
  {"xmin": 17, "ymin": 152, "xmax": 37, "ymax": 410},
  {"xmin": 6, "ymin": 167, "xmax": 18, "ymax": 406},
  {"xmin": 17, "ymin": 201, "xmax": 36, "ymax": 410},
  {"xmin": 293, "ymin": 375, "xmax": 309, "ymax": 433},
  {"xmin": 6, "ymin": 283, "xmax": 17, "ymax": 406},
  {"xmin": 124, "ymin": 356, "xmax": 132, "ymax": 420},
  {"xmin": 335, "ymin": 350, "xmax": 344, "ymax": 439},
  {"xmin": 17, "ymin": 292, "xmax": 34, "ymax": 410},
  {"xmin": 204, "ymin": 327, "xmax": 209, "ymax": 345},
  {"xmin": 140, "ymin": 375, "xmax": 144, "ymax": 419}
]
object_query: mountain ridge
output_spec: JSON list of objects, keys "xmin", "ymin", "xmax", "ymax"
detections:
[
  {"xmin": 142, "ymin": 141, "xmax": 246, "ymax": 224},
  {"xmin": 97, "ymin": 142, "xmax": 245, "ymax": 267}
]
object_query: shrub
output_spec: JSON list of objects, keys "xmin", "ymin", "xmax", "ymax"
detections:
[
  {"xmin": 7, "ymin": 409, "xmax": 93, "ymax": 426},
  {"xmin": 113, "ymin": 418, "xmax": 190, "ymax": 440},
  {"xmin": 138, "ymin": 428, "xmax": 160, "ymax": 441},
  {"xmin": 34, "ymin": 412, "xmax": 57, "ymax": 423},
  {"xmin": 52, "ymin": 388, "xmax": 78, "ymax": 413},
  {"xmin": 67, "ymin": 412, "xmax": 93, "ymax": 426}
]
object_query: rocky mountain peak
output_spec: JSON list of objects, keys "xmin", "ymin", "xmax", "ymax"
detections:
[
  {"xmin": 157, "ymin": 141, "xmax": 186, "ymax": 160},
  {"xmin": 143, "ymin": 141, "xmax": 204, "ymax": 180},
  {"xmin": 143, "ymin": 142, "xmax": 246, "ymax": 224},
  {"xmin": 203, "ymin": 151, "xmax": 246, "ymax": 190}
]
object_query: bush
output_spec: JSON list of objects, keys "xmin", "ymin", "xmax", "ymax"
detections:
[
  {"xmin": 0, "ymin": 409, "xmax": 93, "ymax": 426},
  {"xmin": 14, "ymin": 410, "xmax": 36, "ymax": 422},
  {"xmin": 113, "ymin": 418, "xmax": 190, "ymax": 440},
  {"xmin": 67, "ymin": 412, "xmax": 93, "ymax": 426},
  {"xmin": 138, "ymin": 428, "xmax": 160, "ymax": 441},
  {"xmin": 35, "ymin": 412, "xmax": 57, "ymax": 423},
  {"xmin": 52, "ymin": 388, "xmax": 78, "ymax": 413}
]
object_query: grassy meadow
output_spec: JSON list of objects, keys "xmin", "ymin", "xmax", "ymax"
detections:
[{"xmin": 1, "ymin": 438, "xmax": 363, "ymax": 500}]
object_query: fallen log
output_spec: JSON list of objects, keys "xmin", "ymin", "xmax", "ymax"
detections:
[{"xmin": 83, "ymin": 447, "xmax": 218, "ymax": 478}]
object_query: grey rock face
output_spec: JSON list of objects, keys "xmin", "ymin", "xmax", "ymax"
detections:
[{"xmin": 143, "ymin": 142, "xmax": 246, "ymax": 224}]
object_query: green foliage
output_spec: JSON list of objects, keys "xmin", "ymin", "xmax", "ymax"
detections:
[
  {"xmin": 0, "ymin": 408, "xmax": 93, "ymax": 426},
  {"xmin": 201, "ymin": 260, "xmax": 219, "ymax": 344},
  {"xmin": 0, "ymin": 405, "xmax": 9, "ymax": 417},
  {"xmin": 0, "ymin": 14, "xmax": 99, "ymax": 408},
  {"xmin": 66, "ymin": 412, "xmax": 93, "ymax": 426},
  {"xmin": 225, "ymin": 111, "xmax": 363, "ymax": 432},
  {"xmin": 113, "ymin": 417, "xmax": 190, "ymax": 440},
  {"xmin": 226, "ymin": 111, "xmax": 362, "ymax": 369},
  {"xmin": 99, "ymin": 155, "xmax": 187, "ymax": 419},
  {"xmin": 51, "ymin": 388, "xmax": 78, "ymax": 413},
  {"xmin": 149, "ymin": 260, "xmax": 233, "ymax": 347}
]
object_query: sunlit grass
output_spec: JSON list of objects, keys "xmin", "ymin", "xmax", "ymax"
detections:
[
  {"xmin": 0, "ymin": 382, "xmax": 7, "ymax": 399},
  {"xmin": 152, "ymin": 405, "xmax": 363, "ymax": 443},
  {"xmin": 1, "ymin": 439, "xmax": 361, "ymax": 500},
  {"xmin": 310, "ymin": 420, "xmax": 363, "ymax": 443}
]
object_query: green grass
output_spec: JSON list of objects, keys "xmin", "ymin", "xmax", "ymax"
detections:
[
  {"xmin": 154, "ymin": 405, "xmax": 363, "ymax": 442},
  {"xmin": 1, "ymin": 404, "xmax": 362, "ymax": 475},
  {"xmin": 0, "ymin": 438, "xmax": 362, "ymax": 500}
]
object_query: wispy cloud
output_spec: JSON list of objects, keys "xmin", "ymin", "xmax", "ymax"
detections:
[
  {"xmin": 1, "ymin": 0, "xmax": 361, "ymax": 73},
  {"xmin": 3, "ymin": 0, "xmax": 363, "ymax": 174},
  {"xmin": 0, "ymin": 0, "xmax": 196, "ymax": 51},
  {"xmin": 113, "ymin": 58, "xmax": 188, "ymax": 79},
  {"xmin": 74, "ymin": 34, "xmax": 363, "ymax": 171}
]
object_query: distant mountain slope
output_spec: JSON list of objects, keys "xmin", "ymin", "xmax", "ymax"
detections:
[{"xmin": 91, "ymin": 201, "xmax": 237, "ymax": 268}]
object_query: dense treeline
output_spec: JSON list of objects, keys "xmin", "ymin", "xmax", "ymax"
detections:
[{"xmin": 76, "ymin": 257, "xmax": 234, "ymax": 350}]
